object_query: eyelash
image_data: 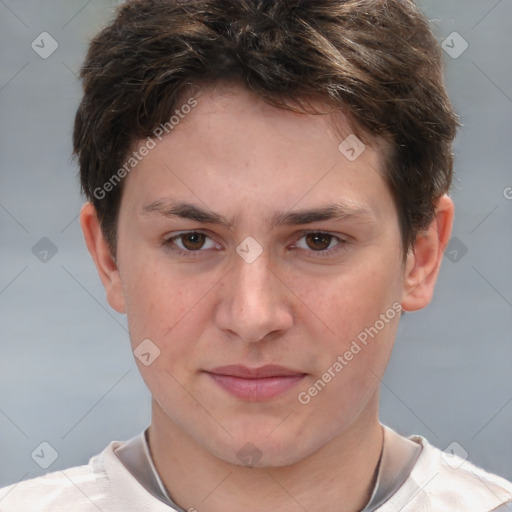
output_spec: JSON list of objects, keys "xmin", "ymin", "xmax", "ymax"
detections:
[
  {"xmin": 161, "ymin": 230, "xmax": 349, "ymax": 258},
  {"xmin": 294, "ymin": 230, "xmax": 349, "ymax": 258}
]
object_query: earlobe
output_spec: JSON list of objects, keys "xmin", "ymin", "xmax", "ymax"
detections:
[
  {"xmin": 79, "ymin": 202, "xmax": 126, "ymax": 314},
  {"xmin": 401, "ymin": 195, "xmax": 454, "ymax": 312}
]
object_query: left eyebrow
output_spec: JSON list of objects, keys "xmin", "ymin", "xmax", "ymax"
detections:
[
  {"xmin": 268, "ymin": 203, "xmax": 374, "ymax": 228},
  {"xmin": 140, "ymin": 199, "xmax": 374, "ymax": 230}
]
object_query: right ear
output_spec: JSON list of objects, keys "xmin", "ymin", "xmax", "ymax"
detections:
[{"xmin": 79, "ymin": 202, "xmax": 126, "ymax": 314}]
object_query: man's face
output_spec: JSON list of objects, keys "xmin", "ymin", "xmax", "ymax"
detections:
[{"xmin": 114, "ymin": 84, "xmax": 407, "ymax": 466}]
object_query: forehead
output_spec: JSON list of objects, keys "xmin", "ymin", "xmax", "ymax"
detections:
[
  {"xmin": 181, "ymin": 82, "xmax": 371, "ymax": 146},
  {"xmin": 120, "ymin": 83, "xmax": 393, "ymax": 222}
]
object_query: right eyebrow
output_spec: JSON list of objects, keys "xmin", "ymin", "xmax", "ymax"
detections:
[{"xmin": 141, "ymin": 200, "xmax": 234, "ymax": 230}]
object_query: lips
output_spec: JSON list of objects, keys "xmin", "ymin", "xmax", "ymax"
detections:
[{"xmin": 205, "ymin": 365, "xmax": 306, "ymax": 401}]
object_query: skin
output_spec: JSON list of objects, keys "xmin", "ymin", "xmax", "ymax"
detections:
[{"xmin": 81, "ymin": 83, "xmax": 453, "ymax": 512}]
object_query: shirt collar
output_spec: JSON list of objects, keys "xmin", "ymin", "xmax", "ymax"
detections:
[{"xmin": 114, "ymin": 424, "xmax": 422, "ymax": 511}]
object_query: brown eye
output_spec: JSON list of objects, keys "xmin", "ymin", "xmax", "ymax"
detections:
[
  {"xmin": 180, "ymin": 232, "xmax": 207, "ymax": 250},
  {"xmin": 305, "ymin": 233, "xmax": 333, "ymax": 251},
  {"xmin": 163, "ymin": 231, "xmax": 220, "ymax": 256}
]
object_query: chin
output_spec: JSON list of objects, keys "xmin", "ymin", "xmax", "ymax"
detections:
[{"xmin": 202, "ymin": 425, "xmax": 322, "ymax": 469}]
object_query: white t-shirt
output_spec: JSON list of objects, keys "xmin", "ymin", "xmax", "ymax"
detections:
[{"xmin": 1, "ymin": 426, "xmax": 511, "ymax": 511}]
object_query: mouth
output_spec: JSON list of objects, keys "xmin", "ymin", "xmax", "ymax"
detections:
[{"xmin": 204, "ymin": 365, "xmax": 307, "ymax": 401}]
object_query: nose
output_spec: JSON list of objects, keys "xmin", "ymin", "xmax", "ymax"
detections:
[{"xmin": 214, "ymin": 249, "xmax": 294, "ymax": 343}]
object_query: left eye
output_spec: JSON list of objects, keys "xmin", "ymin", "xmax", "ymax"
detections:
[{"xmin": 295, "ymin": 232, "xmax": 342, "ymax": 252}]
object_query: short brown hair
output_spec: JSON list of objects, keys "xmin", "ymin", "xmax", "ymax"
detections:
[{"xmin": 74, "ymin": 0, "xmax": 458, "ymax": 253}]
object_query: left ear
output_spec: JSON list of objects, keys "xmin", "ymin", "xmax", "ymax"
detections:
[{"xmin": 401, "ymin": 194, "xmax": 454, "ymax": 312}]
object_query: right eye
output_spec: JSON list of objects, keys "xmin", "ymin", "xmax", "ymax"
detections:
[{"xmin": 161, "ymin": 231, "xmax": 222, "ymax": 257}]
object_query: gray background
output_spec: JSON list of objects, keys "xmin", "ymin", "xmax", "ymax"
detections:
[{"xmin": 1, "ymin": 0, "xmax": 511, "ymax": 489}]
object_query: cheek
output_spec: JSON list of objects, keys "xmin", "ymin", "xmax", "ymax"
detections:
[
  {"xmin": 291, "ymin": 260, "xmax": 401, "ymax": 344},
  {"xmin": 121, "ymin": 260, "xmax": 216, "ymax": 365},
  {"xmin": 123, "ymin": 273, "xmax": 203, "ymax": 399},
  {"xmin": 299, "ymin": 311, "xmax": 399, "ymax": 428},
  {"xmin": 122, "ymin": 267, "xmax": 165, "ymax": 342},
  {"xmin": 290, "ymin": 253, "xmax": 402, "ymax": 415}
]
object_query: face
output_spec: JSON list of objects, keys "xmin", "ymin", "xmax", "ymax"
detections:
[{"xmin": 92, "ymin": 84, "xmax": 433, "ymax": 467}]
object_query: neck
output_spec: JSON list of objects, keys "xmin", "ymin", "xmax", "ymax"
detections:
[{"xmin": 148, "ymin": 395, "xmax": 383, "ymax": 512}]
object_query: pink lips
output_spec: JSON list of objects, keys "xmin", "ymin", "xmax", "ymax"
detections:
[{"xmin": 205, "ymin": 365, "xmax": 306, "ymax": 401}]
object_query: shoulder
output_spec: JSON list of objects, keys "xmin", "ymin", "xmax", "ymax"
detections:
[
  {"xmin": 0, "ymin": 444, "xmax": 112, "ymax": 512},
  {"xmin": 379, "ymin": 433, "xmax": 512, "ymax": 512},
  {"xmin": 0, "ymin": 439, "xmax": 159, "ymax": 512},
  {"xmin": 0, "ymin": 439, "xmax": 174, "ymax": 512}
]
